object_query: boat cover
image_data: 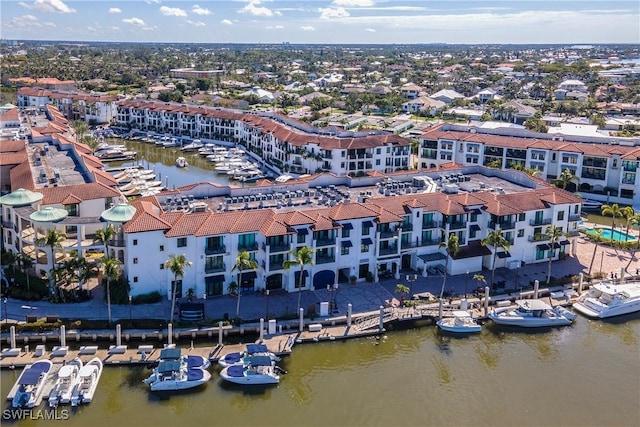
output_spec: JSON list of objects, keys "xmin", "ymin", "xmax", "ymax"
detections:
[
  {"xmin": 159, "ymin": 348, "xmax": 181, "ymax": 360},
  {"xmin": 227, "ymin": 365, "xmax": 245, "ymax": 377},
  {"xmin": 246, "ymin": 344, "xmax": 268, "ymax": 354},
  {"xmin": 222, "ymin": 353, "xmax": 242, "ymax": 364},
  {"xmin": 187, "ymin": 369, "xmax": 204, "ymax": 381},
  {"xmin": 157, "ymin": 360, "xmax": 181, "ymax": 374},
  {"xmin": 19, "ymin": 362, "xmax": 50, "ymax": 385},
  {"xmin": 187, "ymin": 356, "xmax": 205, "ymax": 368},
  {"xmin": 248, "ymin": 355, "xmax": 273, "ymax": 367}
]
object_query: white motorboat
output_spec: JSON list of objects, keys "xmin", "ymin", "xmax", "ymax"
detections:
[
  {"xmin": 240, "ymin": 171, "xmax": 267, "ymax": 183},
  {"xmin": 181, "ymin": 140, "xmax": 203, "ymax": 152},
  {"xmin": 219, "ymin": 355, "xmax": 282, "ymax": 385},
  {"xmin": 11, "ymin": 360, "xmax": 53, "ymax": 408},
  {"xmin": 163, "ymin": 138, "xmax": 179, "ymax": 148},
  {"xmin": 143, "ymin": 347, "xmax": 211, "ymax": 392},
  {"xmin": 175, "ymin": 156, "xmax": 188, "ymax": 168},
  {"xmin": 275, "ymin": 174, "xmax": 294, "ymax": 183},
  {"xmin": 436, "ymin": 310, "xmax": 482, "ymax": 333},
  {"xmin": 48, "ymin": 358, "xmax": 83, "ymax": 407},
  {"xmin": 488, "ymin": 299, "xmax": 576, "ymax": 328},
  {"xmin": 581, "ymin": 199, "xmax": 603, "ymax": 210},
  {"xmin": 71, "ymin": 357, "xmax": 103, "ymax": 406},
  {"xmin": 218, "ymin": 343, "xmax": 281, "ymax": 368},
  {"xmin": 572, "ymin": 281, "xmax": 640, "ymax": 319}
]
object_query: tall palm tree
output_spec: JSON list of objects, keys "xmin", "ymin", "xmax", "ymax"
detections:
[
  {"xmin": 481, "ymin": 228, "xmax": 511, "ymax": 288},
  {"xmin": 544, "ymin": 225, "xmax": 567, "ymax": 285},
  {"xmin": 621, "ymin": 207, "xmax": 637, "ymax": 241},
  {"xmin": 101, "ymin": 258, "xmax": 121, "ymax": 325},
  {"xmin": 16, "ymin": 253, "xmax": 34, "ymax": 291},
  {"xmin": 588, "ymin": 228, "xmax": 604, "ymax": 276},
  {"xmin": 283, "ymin": 246, "xmax": 315, "ymax": 314},
  {"xmin": 165, "ymin": 254, "xmax": 193, "ymax": 324},
  {"xmin": 94, "ymin": 224, "xmax": 117, "ymax": 260},
  {"xmin": 601, "ymin": 203, "xmax": 623, "ymax": 238},
  {"xmin": 438, "ymin": 233, "xmax": 460, "ymax": 321},
  {"xmin": 34, "ymin": 228, "xmax": 66, "ymax": 294},
  {"xmin": 553, "ymin": 168, "xmax": 577, "ymax": 190},
  {"xmin": 231, "ymin": 251, "xmax": 258, "ymax": 322},
  {"xmin": 624, "ymin": 212, "xmax": 640, "ymax": 272}
]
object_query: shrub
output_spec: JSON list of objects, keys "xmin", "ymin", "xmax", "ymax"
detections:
[{"xmin": 132, "ymin": 291, "xmax": 162, "ymax": 304}]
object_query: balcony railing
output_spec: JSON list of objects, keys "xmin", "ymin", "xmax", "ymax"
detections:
[
  {"xmin": 205, "ymin": 263, "xmax": 226, "ymax": 274},
  {"xmin": 315, "ymin": 237, "xmax": 336, "ymax": 247},
  {"xmin": 205, "ymin": 245, "xmax": 226, "ymax": 255},
  {"xmin": 316, "ymin": 255, "xmax": 335, "ymax": 264},
  {"xmin": 401, "ymin": 238, "xmax": 441, "ymax": 250},
  {"xmin": 400, "ymin": 224, "xmax": 413, "ymax": 232},
  {"xmin": 267, "ymin": 242, "xmax": 289, "ymax": 253},
  {"xmin": 378, "ymin": 245, "xmax": 398, "ymax": 256},
  {"xmin": 528, "ymin": 234, "xmax": 549, "ymax": 242},
  {"xmin": 269, "ymin": 261, "xmax": 284, "ymax": 271},
  {"xmin": 1, "ymin": 221, "xmax": 14, "ymax": 229},
  {"xmin": 238, "ymin": 242, "xmax": 259, "ymax": 251},
  {"xmin": 622, "ymin": 178, "xmax": 637, "ymax": 185},
  {"xmin": 529, "ymin": 218, "xmax": 552, "ymax": 226},
  {"xmin": 447, "ymin": 221, "xmax": 467, "ymax": 230},
  {"xmin": 379, "ymin": 230, "xmax": 397, "ymax": 239},
  {"xmin": 568, "ymin": 214, "xmax": 581, "ymax": 222},
  {"xmin": 108, "ymin": 239, "xmax": 126, "ymax": 247},
  {"xmin": 422, "ymin": 220, "xmax": 440, "ymax": 229},
  {"xmin": 490, "ymin": 221, "xmax": 516, "ymax": 230}
]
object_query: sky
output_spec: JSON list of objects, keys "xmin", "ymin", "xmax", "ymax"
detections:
[{"xmin": 1, "ymin": 0, "xmax": 639, "ymax": 45}]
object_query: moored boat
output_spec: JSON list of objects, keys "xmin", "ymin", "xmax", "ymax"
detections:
[
  {"xmin": 572, "ymin": 281, "xmax": 640, "ymax": 319},
  {"xmin": 218, "ymin": 343, "xmax": 281, "ymax": 368},
  {"xmin": 219, "ymin": 355, "xmax": 282, "ymax": 385},
  {"xmin": 488, "ymin": 299, "xmax": 576, "ymax": 328},
  {"xmin": 436, "ymin": 310, "xmax": 482, "ymax": 333},
  {"xmin": 143, "ymin": 347, "xmax": 211, "ymax": 392},
  {"xmin": 175, "ymin": 157, "xmax": 188, "ymax": 168},
  {"xmin": 10, "ymin": 360, "xmax": 53, "ymax": 408},
  {"xmin": 70, "ymin": 357, "xmax": 103, "ymax": 406},
  {"xmin": 49, "ymin": 358, "xmax": 83, "ymax": 407}
]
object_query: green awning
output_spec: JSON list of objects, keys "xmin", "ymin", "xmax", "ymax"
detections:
[
  {"xmin": 29, "ymin": 207, "xmax": 68, "ymax": 223},
  {"xmin": 0, "ymin": 188, "xmax": 43, "ymax": 207},
  {"xmin": 101, "ymin": 203, "xmax": 137, "ymax": 223}
]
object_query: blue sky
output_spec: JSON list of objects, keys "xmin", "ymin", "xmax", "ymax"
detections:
[{"xmin": 1, "ymin": 0, "xmax": 639, "ymax": 44}]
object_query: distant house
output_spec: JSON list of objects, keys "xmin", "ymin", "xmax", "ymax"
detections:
[
  {"xmin": 497, "ymin": 101, "xmax": 537, "ymax": 125},
  {"xmin": 314, "ymin": 73, "xmax": 344, "ymax": 88},
  {"xmin": 402, "ymin": 96, "xmax": 446, "ymax": 116},
  {"xmin": 430, "ymin": 89, "xmax": 465, "ymax": 104},
  {"xmin": 400, "ymin": 83, "xmax": 423, "ymax": 99},
  {"xmin": 240, "ymin": 86, "xmax": 275, "ymax": 103},
  {"xmin": 558, "ymin": 79, "xmax": 587, "ymax": 93},
  {"xmin": 298, "ymin": 92, "xmax": 331, "ymax": 106},
  {"xmin": 477, "ymin": 88, "xmax": 500, "ymax": 104}
]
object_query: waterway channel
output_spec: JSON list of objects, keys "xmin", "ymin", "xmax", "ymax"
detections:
[{"xmin": 2, "ymin": 315, "xmax": 639, "ymax": 426}]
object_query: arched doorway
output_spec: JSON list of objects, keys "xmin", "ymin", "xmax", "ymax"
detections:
[
  {"xmin": 313, "ymin": 270, "xmax": 336, "ymax": 289},
  {"xmin": 266, "ymin": 273, "xmax": 283, "ymax": 290}
]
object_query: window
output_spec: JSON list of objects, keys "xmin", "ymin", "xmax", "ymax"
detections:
[
  {"xmin": 177, "ymin": 237, "xmax": 187, "ymax": 248},
  {"xmin": 341, "ymin": 246, "xmax": 350, "ymax": 255},
  {"xmin": 517, "ymin": 229, "xmax": 524, "ymax": 238},
  {"xmin": 361, "ymin": 243, "xmax": 370, "ymax": 253},
  {"xmin": 160, "ymin": 264, "xmax": 164, "ymax": 270},
  {"xmin": 518, "ymin": 213, "xmax": 525, "ymax": 222},
  {"xmin": 557, "ymin": 211, "xmax": 565, "ymax": 221},
  {"xmin": 133, "ymin": 239, "xmax": 138, "ymax": 246},
  {"xmin": 65, "ymin": 204, "xmax": 79, "ymax": 216},
  {"xmin": 133, "ymin": 276, "xmax": 138, "ymax": 283},
  {"xmin": 535, "ymin": 248, "xmax": 545, "ymax": 260},
  {"xmin": 342, "ymin": 228, "xmax": 351, "ymax": 238},
  {"xmin": 574, "ymin": 205, "xmax": 578, "ymax": 214},
  {"xmin": 133, "ymin": 258, "xmax": 138, "ymax": 264},
  {"xmin": 297, "ymin": 234, "xmax": 306, "ymax": 244}
]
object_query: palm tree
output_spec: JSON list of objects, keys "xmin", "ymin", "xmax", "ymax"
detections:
[
  {"xmin": 101, "ymin": 258, "xmax": 121, "ymax": 325},
  {"xmin": 601, "ymin": 203, "xmax": 624, "ymax": 237},
  {"xmin": 94, "ymin": 224, "xmax": 117, "ymax": 260},
  {"xmin": 473, "ymin": 274, "xmax": 486, "ymax": 294},
  {"xmin": 283, "ymin": 246, "xmax": 315, "ymax": 314},
  {"xmin": 588, "ymin": 228, "xmax": 604, "ymax": 276},
  {"xmin": 481, "ymin": 229, "xmax": 511, "ymax": 289},
  {"xmin": 553, "ymin": 168, "xmax": 577, "ymax": 190},
  {"xmin": 544, "ymin": 225, "xmax": 567, "ymax": 285},
  {"xmin": 34, "ymin": 228, "xmax": 66, "ymax": 294},
  {"xmin": 621, "ymin": 207, "xmax": 637, "ymax": 241},
  {"xmin": 165, "ymin": 254, "xmax": 193, "ymax": 324},
  {"xmin": 624, "ymin": 212, "xmax": 640, "ymax": 272},
  {"xmin": 231, "ymin": 251, "xmax": 258, "ymax": 322},
  {"xmin": 15, "ymin": 253, "xmax": 34, "ymax": 291},
  {"xmin": 438, "ymin": 233, "xmax": 460, "ymax": 321}
]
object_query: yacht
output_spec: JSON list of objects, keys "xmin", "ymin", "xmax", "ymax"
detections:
[
  {"xmin": 70, "ymin": 357, "xmax": 103, "ymax": 406},
  {"xmin": 436, "ymin": 310, "xmax": 482, "ymax": 333},
  {"xmin": 49, "ymin": 358, "xmax": 83, "ymax": 407},
  {"xmin": 181, "ymin": 140, "xmax": 203, "ymax": 152},
  {"xmin": 175, "ymin": 156, "xmax": 189, "ymax": 168},
  {"xmin": 275, "ymin": 174, "xmax": 294, "ymax": 183},
  {"xmin": 11, "ymin": 360, "xmax": 53, "ymax": 408},
  {"xmin": 219, "ymin": 355, "xmax": 283, "ymax": 385},
  {"xmin": 488, "ymin": 299, "xmax": 576, "ymax": 328},
  {"xmin": 572, "ymin": 281, "xmax": 640, "ymax": 319}
]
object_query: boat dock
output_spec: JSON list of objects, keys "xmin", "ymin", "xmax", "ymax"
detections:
[{"xmin": 5, "ymin": 362, "xmax": 60, "ymax": 406}]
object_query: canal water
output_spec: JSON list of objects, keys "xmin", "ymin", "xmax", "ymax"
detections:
[{"xmin": 2, "ymin": 316, "xmax": 639, "ymax": 426}]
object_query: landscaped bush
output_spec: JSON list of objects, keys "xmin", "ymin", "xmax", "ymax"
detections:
[{"xmin": 132, "ymin": 291, "xmax": 162, "ymax": 304}]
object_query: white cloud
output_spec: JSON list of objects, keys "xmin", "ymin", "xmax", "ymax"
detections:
[
  {"xmin": 239, "ymin": 1, "xmax": 281, "ymax": 17},
  {"xmin": 43, "ymin": 21, "xmax": 56, "ymax": 27},
  {"xmin": 160, "ymin": 6, "xmax": 187, "ymax": 17},
  {"xmin": 192, "ymin": 5, "xmax": 211, "ymax": 16},
  {"xmin": 17, "ymin": 2, "xmax": 31, "ymax": 9},
  {"xmin": 31, "ymin": 0, "xmax": 76, "ymax": 14},
  {"xmin": 110, "ymin": 26, "xmax": 121, "ymax": 31},
  {"xmin": 122, "ymin": 17, "xmax": 148, "ymax": 27},
  {"xmin": 266, "ymin": 25, "xmax": 284, "ymax": 30},
  {"xmin": 319, "ymin": 7, "xmax": 350, "ymax": 19},
  {"xmin": 332, "ymin": 0, "xmax": 374, "ymax": 6},
  {"xmin": 187, "ymin": 20, "xmax": 205, "ymax": 27},
  {"xmin": 108, "ymin": 8, "xmax": 121, "ymax": 14},
  {"xmin": 300, "ymin": 25, "xmax": 315, "ymax": 31},
  {"xmin": 146, "ymin": 0, "xmax": 160, "ymax": 4},
  {"xmin": 220, "ymin": 19, "xmax": 233, "ymax": 25},
  {"xmin": 365, "ymin": 28, "xmax": 376, "ymax": 32}
]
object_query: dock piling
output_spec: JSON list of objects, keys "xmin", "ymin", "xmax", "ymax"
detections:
[
  {"xmin": 10, "ymin": 325, "xmax": 16, "ymax": 349},
  {"xmin": 347, "ymin": 304, "xmax": 352, "ymax": 327},
  {"xmin": 299, "ymin": 308, "xmax": 304, "ymax": 332},
  {"xmin": 218, "ymin": 321, "xmax": 223, "ymax": 345},
  {"xmin": 168, "ymin": 323, "xmax": 173, "ymax": 346},
  {"xmin": 484, "ymin": 286, "xmax": 490, "ymax": 316},
  {"xmin": 534, "ymin": 280, "xmax": 540, "ymax": 299}
]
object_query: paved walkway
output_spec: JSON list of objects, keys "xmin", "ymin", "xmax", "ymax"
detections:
[{"xmin": 1, "ymin": 236, "xmax": 638, "ymax": 325}]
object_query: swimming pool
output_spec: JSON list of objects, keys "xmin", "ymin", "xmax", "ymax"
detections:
[{"xmin": 584, "ymin": 227, "xmax": 638, "ymax": 242}]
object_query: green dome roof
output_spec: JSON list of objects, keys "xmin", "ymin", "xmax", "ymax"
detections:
[
  {"xmin": 0, "ymin": 189, "xmax": 44, "ymax": 207},
  {"xmin": 29, "ymin": 207, "xmax": 68, "ymax": 223},
  {"xmin": 100, "ymin": 203, "xmax": 137, "ymax": 223}
]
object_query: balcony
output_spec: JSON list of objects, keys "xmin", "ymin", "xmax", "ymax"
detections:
[
  {"xmin": 401, "ymin": 238, "xmax": 441, "ymax": 250},
  {"xmin": 379, "ymin": 229, "xmax": 397, "ymax": 239},
  {"xmin": 316, "ymin": 255, "xmax": 335, "ymax": 264},
  {"xmin": 529, "ymin": 218, "xmax": 552, "ymax": 226},
  {"xmin": 422, "ymin": 220, "xmax": 440, "ymax": 229},
  {"xmin": 528, "ymin": 234, "xmax": 549, "ymax": 242},
  {"xmin": 1, "ymin": 221, "xmax": 14, "ymax": 229},
  {"xmin": 238, "ymin": 242, "xmax": 259, "ymax": 251},
  {"xmin": 205, "ymin": 263, "xmax": 226, "ymax": 274},
  {"xmin": 622, "ymin": 178, "xmax": 637, "ymax": 185},
  {"xmin": 378, "ymin": 245, "xmax": 398, "ymax": 256},
  {"xmin": 267, "ymin": 242, "xmax": 290, "ymax": 253},
  {"xmin": 108, "ymin": 239, "xmax": 126, "ymax": 247},
  {"xmin": 315, "ymin": 237, "xmax": 336, "ymax": 247},
  {"xmin": 447, "ymin": 221, "xmax": 467, "ymax": 230},
  {"xmin": 568, "ymin": 214, "xmax": 581, "ymax": 222},
  {"xmin": 205, "ymin": 245, "xmax": 226, "ymax": 255},
  {"xmin": 269, "ymin": 261, "xmax": 284, "ymax": 271},
  {"xmin": 490, "ymin": 221, "xmax": 516, "ymax": 230},
  {"xmin": 400, "ymin": 224, "xmax": 413, "ymax": 232}
]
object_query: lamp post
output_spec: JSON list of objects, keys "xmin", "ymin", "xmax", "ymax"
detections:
[
  {"xmin": 3, "ymin": 297, "xmax": 7, "ymax": 324},
  {"xmin": 128, "ymin": 295, "xmax": 132, "ymax": 321},
  {"xmin": 203, "ymin": 293, "xmax": 206, "ymax": 319},
  {"xmin": 265, "ymin": 289, "xmax": 270, "ymax": 320},
  {"xmin": 332, "ymin": 283, "xmax": 338, "ymax": 313},
  {"xmin": 464, "ymin": 270, "xmax": 470, "ymax": 298}
]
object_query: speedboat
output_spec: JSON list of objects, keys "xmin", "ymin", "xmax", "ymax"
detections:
[
  {"xmin": 581, "ymin": 199, "xmax": 603, "ymax": 211},
  {"xmin": 275, "ymin": 174, "xmax": 294, "ymax": 183},
  {"xmin": 175, "ymin": 156, "xmax": 188, "ymax": 168},
  {"xmin": 70, "ymin": 357, "xmax": 103, "ymax": 406},
  {"xmin": 488, "ymin": 299, "xmax": 576, "ymax": 328},
  {"xmin": 219, "ymin": 355, "xmax": 282, "ymax": 385},
  {"xmin": 11, "ymin": 360, "xmax": 53, "ymax": 408},
  {"xmin": 48, "ymin": 358, "xmax": 83, "ymax": 407},
  {"xmin": 572, "ymin": 281, "xmax": 640, "ymax": 319},
  {"xmin": 143, "ymin": 347, "xmax": 211, "ymax": 392},
  {"xmin": 181, "ymin": 140, "xmax": 203, "ymax": 152},
  {"xmin": 218, "ymin": 343, "xmax": 281, "ymax": 368},
  {"xmin": 436, "ymin": 310, "xmax": 482, "ymax": 333}
]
